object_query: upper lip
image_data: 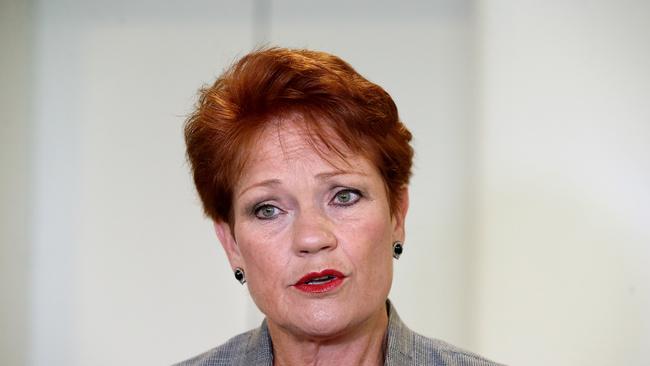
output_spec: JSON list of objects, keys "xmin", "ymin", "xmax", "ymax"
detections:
[{"xmin": 294, "ymin": 269, "xmax": 345, "ymax": 285}]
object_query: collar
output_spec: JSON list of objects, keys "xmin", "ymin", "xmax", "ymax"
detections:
[
  {"xmin": 240, "ymin": 319, "xmax": 273, "ymax": 365},
  {"xmin": 384, "ymin": 299, "xmax": 413, "ymax": 365}
]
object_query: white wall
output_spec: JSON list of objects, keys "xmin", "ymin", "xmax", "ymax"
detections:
[
  {"xmin": 474, "ymin": 1, "xmax": 650, "ymax": 365},
  {"xmin": 29, "ymin": 1, "xmax": 256, "ymax": 365},
  {"xmin": 3, "ymin": 0, "xmax": 649, "ymax": 365},
  {"xmin": 0, "ymin": 0, "xmax": 32, "ymax": 365}
]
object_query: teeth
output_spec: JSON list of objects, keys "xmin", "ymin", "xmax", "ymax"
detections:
[{"xmin": 306, "ymin": 275, "xmax": 335, "ymax": 285}]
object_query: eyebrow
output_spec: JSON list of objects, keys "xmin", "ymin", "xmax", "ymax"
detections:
[
  {"xmin": 238, "ymin": 179, "xmax": 282, "ymax": 198},
  {"xmin": 238, "ymin": 169, "xmax": 368, "ymax": 198},
  {"xmin": 314, "ymin": 170, "xmax": 367, "ymax": 180}
]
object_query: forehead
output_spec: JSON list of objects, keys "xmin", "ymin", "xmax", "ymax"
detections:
[
  {"xmin": 237, "ymin": 118, "xmax": 375, "ymax": 186},
  {"xmin": 257, "ymin": 121, "xmax": 335, "ymax": 161}
]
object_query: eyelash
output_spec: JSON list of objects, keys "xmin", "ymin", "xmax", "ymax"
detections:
[
  {"xmin": 253, "ymin": 203, "xmax": 283, "ymax": 220},
  {"xmin": 331, "ymin": 188, "xmax": 362, "ymax": 207},
  {"xmin": 251, "ymin": 188, "xmax": 363, "ymax": 220}
]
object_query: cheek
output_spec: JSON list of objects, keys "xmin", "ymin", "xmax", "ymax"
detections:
[
  {"xmin": 239, "ymin": 238, "xmax": 286, "ymax": 284},
  {"xmin": 236, "ymin": 221, "xmax": 286, "ymax": 271},
  {"xmin": 342, "ymin": 214, "xmax": 394, "ymax": 306},
  {"xmin": 235, "ymin": 229, "xmax": 291, "ymax": 311},
  {"xmin": 339, "ymin": 207, "xmax": 394, "ymax": 273}
]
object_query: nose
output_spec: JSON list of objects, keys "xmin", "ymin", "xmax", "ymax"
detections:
[{"xmin": 292, "ymin": 207, "xmax": 337, "ymax": 256}]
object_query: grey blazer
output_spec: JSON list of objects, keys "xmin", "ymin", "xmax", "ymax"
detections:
[{"xmin": 175, "ymin": 301, "xmax": 504, "ymax": 366}]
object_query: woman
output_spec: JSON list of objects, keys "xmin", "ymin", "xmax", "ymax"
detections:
[{"xmin": 178, "ymin": 48, "xmax": 502, "ymax": 366}]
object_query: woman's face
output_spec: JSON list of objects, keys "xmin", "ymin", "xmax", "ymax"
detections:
[{"xmin": 214, "ymin": 121, "xmax": 408, "ymax": 339}]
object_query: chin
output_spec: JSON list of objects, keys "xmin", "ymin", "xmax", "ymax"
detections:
[
  {"xmin": 287, "ymin": 300, "xmax": 368, "ymax": 339},
  {"xmin": 292, "ymin": 314, "xmax": 353, "ymax": 339},
  {"xmin": 259, "ymin": 284, "xmax": 390, "ymax": 340}
]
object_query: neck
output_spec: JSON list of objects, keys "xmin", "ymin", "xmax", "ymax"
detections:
[{"xmin": 268, "ymin": 304, "xmax": 389, "ymax": 366}]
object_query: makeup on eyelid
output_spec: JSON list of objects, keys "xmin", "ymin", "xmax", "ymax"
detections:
[{"xmin": 247, "ymin": 187, "xmax": 364, "ymax": 218}]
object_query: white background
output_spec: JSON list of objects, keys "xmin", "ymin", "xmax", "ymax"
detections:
[{"xmin": 1, "ymin": 0, "xmax": 649, "ymax": 365}]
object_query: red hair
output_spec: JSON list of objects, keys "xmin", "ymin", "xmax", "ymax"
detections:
[{"xmin": 185, "ymin": 47, "xmax": 413, "ymax": 223}]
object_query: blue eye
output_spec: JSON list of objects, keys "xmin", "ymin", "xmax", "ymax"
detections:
[
  {"xmin": 332, "ymin": 189, "xmax": 361, "ymax": 206},
  {"xmin": 254, "ymin": 204, "xmax": 281, "ymax": 220}
]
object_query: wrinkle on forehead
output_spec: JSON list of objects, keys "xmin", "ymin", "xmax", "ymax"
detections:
[{"xmin": 250, "ymin": 114, "xmax": 355, "ymax": 171}]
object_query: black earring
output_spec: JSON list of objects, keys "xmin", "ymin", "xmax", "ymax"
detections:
[
  {"xmin": 392, "ymin": 241, "xmax": 403, "ymax": 259},
  {"xmin": 234, "ymin": 267, "xmax": 246, "ymax": 284}
]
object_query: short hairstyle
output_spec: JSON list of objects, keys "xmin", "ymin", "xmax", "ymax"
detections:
[{"xmin": 185, "ymin": 47, "xmax": 413, "ymax": 223}]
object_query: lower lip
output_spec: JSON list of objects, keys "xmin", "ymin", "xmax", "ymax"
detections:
[{"xmin": 294, "ymin": 277, "xmax": 344, "ymax": 293}]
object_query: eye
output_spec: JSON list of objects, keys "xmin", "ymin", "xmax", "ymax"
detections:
[
  {"xmin": 332, "ymin": 189, "xmax": 361, "ymax": 206},
  {"xmin": 254, "ymin": 204, "xmax": 282, "ymax": 220}
]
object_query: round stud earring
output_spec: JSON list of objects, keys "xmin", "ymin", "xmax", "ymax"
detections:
[
  {"xmin": 234, "ymin": 267, "xmax": 246, "ymax": 284},
  {"xmin": 392, "ymin": 241, "xmax": 403, "ymax": 259}
]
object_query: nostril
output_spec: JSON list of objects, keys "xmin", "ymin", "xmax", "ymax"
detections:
[
  {"xmin": 292, "ymin": 218, "xmax": 337, "ymax": 254},
  {"xmin": 296, "ymin": 242, "xmax": 335, "ymax": 256}
]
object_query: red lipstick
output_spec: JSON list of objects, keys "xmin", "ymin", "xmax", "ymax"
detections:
[{"xmin": 293, "ymin": 269, "xmax": 345, "ymax": 293}]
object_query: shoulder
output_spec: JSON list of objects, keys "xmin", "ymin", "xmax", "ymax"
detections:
[
  {"xmin": 172, "ymin": 331, "xmax": 251, "ymax": 366},
  {"xmin": 410, "ymin": 331, "xmax": 505, "ymax": 366},
  {"xmin": 172, "ymin": 326, "xmax": 270, "ymax": 366}
]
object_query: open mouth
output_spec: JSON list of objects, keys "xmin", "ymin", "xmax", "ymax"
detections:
[
  {"xmin": 303, "ymin": 275, "xmax": 337, "ymax": 285},
  {"xmin": 294, "ymin": 269, "xmax": 345, "ymax": 293}
]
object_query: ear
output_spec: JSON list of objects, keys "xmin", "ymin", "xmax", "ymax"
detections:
[
  {"xmin": 391, "ymin": 187, "xmax": 409, "ymax": 243},
  {"xmin": 213, "ymin": 220, "xmax": 244, "ymax": 270}
]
